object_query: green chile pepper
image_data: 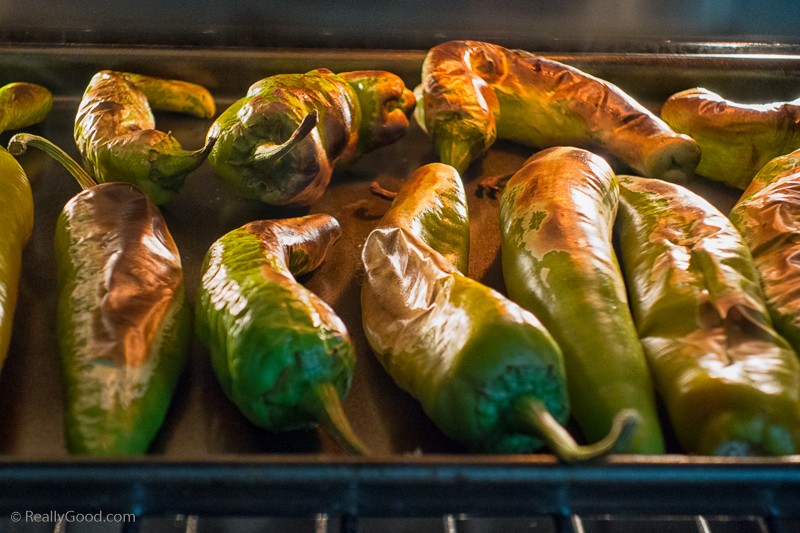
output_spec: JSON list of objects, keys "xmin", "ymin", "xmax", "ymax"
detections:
[
  {"xmin": 207, "ymin": 68, "xmax": 415, "ymax": 206},
  {"xmin": 0, "ymin": 82, "xmax": 52, "ymax": 367},
  {"xmin": 499, "ymin": 147, "xmax": 664, "ymax": 454},
  {"xmin": 75, "ymin": 70, "xmax": 217, "ymax": 205},
  {"xmin": 418, "ymin": 40, "xmax": 699, "ymax": 181},
  {"xmin": 661, "ymin": 88, "xmax": 800, "ymax": 190},
  {"xmin": 729, "ymin": 148, "xmax": 800, "ymax": 354},
  {"xmin": 617, "ymin": 174, "xmax": 800, "ymax": 455},
  {"xmin": 361, "ymin": 162, "xmax": 634, "ymax": 459},
  {"xmin": 8, "ymin": 133, "xmax": 191, "ymax": 455},
  {"xmin": 195, "ymin": 214, "xmax": 368, "ymax": 455}
]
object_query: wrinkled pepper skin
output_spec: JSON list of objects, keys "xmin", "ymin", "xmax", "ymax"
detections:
[
  {"xmin": 362, "ymin": 163, "xmax": 633, "ymax": 459},
  {"xmin": 56, "ymin": 183, "xmax": 191, "ymax": 455},
  {"xmin": 75, "ymin": 70, "xmax": 217, "ymax": 205},
  {"xmin": 195, "ymin": 214, "xmax": 367, "ymax": 454},
  {"xmin": 9, "ymin": 134, "xmax": 191, "ymax": 455},
  {"xmin": 499, "ymin": 147, "xmax": 665, "ymax": 454},
  {"xmin": 729, "ymin": 148, "xmax": 800, "ymax": 354},
  {"xmin": 207, "ymin": 68, "xmax": 415, "ymax": 206},
  {"xmin": 418, "ymin": 40, "xmax": 699, "ymax": 181},
  {"xmin": 0, "ymin": 82, "xmax": 52, "ymax": 368},
  {"xmin": 617, "ymin": 174, "xmax": 800, "ymax": 455},
  {"xmin": 661, "ymin": 88, "xmax": 800, "ymax": 190}
]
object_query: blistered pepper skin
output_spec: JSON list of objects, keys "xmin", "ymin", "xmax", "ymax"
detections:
[
  {"xmin": 362, "ymin": 163, "xmax": 635, "ymax": 459},
  {"xmin": 207, "ymin": 69, "xmax": 415, "ymax": 206},
  {"xmin": 362, "ymin": 164, "xmax": 568, "ymax": 453},
  {"xmin": 74, "ymin": 70, "xmax": 216, "ymax": 204},
  {"xmin": 617, "ymin": 174, "xmax": 800, "ymax": 456},
  {"xmin": 195, "ymin": 214, "xmax": 366, "ymax": 454},
  {"xmin": 0, "ymin": 82, "xmax": 52, "ymax": 368},
  {"xmin": 55, "ymin": 182, "xmax": 191, "ymax": 455},
  {"xmin": 729, "ymin": 148, "xmax": 800, "ymax": 353},
  {"xmin": 499, "ymin": 147, "xmax": 665, "ymax": 454},
  {"xmin": 419, "ymin": 40, "xmax": 699, "ymax": 180},
  {"xmin": 662, "ymin": 88, "xmax": 800, "ymax": 190}
]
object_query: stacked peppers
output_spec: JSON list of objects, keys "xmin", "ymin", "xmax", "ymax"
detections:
[
  {"xmin": 207, "ymin": 68, "xmax": 415, "ymax": 206},
  {"xmin": 616, "ymin": 174, "xmax": 800, "ymax": 455},
  {"xmin": 361, "ymin": 162, "xmax": 635, "ymax": 459}
]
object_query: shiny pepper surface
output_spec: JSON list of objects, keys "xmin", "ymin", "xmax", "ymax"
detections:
[
  {"xmin": 499, "ymin": 147, "xmax": 664, "ymax": 454},
  {"xmin": 0, "ymin": 82, "xmax": 52, "ymax": 368},
  {"xmin": 207, "ymin": 68, "xmax": 414, "ymax": 206},
  {"xmin": 362, "ymin": 163, "xmax": 634, "ymax": 459},
  {"xmin": 617, "ymin": 174, "xmax": 800, "ymax": 455},
  {"xmin": 195, "ymin": 214, "xmax": 367, "ymax": 454},
  {"xmin": 8, "ymin": 134, "xmax": 190, "ymax": 455},
  {"xmin": 75, "ymin": 70, "xmax": 216, "ymax": 205}
]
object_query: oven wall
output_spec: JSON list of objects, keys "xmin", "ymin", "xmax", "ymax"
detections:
[{"xmin": 1, "ymin": 0, "xmax": 799, "ymax": 49}]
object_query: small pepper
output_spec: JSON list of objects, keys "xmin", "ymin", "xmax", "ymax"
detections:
[
  {"xmin": 8, "ymin": 133, "xmax": 191, "ymax": 455},
  {"xmin": 499, "ymin": 147, "xmax": 665, "ymax": 454},
  {"xmin": 729, "ymin": 148, "xmax": 800, "ymax": 353},
  {"xmin": 661, "ymin": 88, "xmax": 800, "ymax": 190},
  {"xmin": 194, "ymin": 214, "xmax": 368, "ymax": 455},
  {"xmin": 617, "ymin": 174, "xmax": 800, "ymax": 455},
  {"xmin": 74, "ymin": 70, "xmax": 217, "ymax": 205},
  {"xmin": 418, "ymin": 40, "xmax": 699, "ymax": 182},
  {"xmin": 0, "ymin": 82, "xmax": 52, "ymax": 367},
  {"xmin": 361, "ymin": 162, "xmax": 635, "ymax": 459},
  {"xmin": 206, "ymin": 68, "xmax": 415, "ymax": 206}
]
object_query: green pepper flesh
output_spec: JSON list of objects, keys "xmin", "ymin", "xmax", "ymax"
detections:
[
  {"xmin": 617, "ymin": 174, "xmax": 800, "ymax": 455},
  {"xmin": 499, "ymin": 147, "xmax": 665, "ymax": 454},
  {"xmin": 195, "ymin": 214, "xmax": 366, "ymax": 454}
]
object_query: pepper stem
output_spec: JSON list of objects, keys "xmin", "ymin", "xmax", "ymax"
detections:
[
  {"xmin": 311, "ymin": 382, "xmax": 371, "ymax": 456},
  {"xmin": 510, "ymin": 398, "xmax": 639, "ymax": 462},
  {"xmin": 369, "ymin": 181, "xmax": 398, "ymax": 200},
  {"xmin": 7, "ymin": 133, "xmax": 97, "ymax": 190},
  {"xmin": 253, "ymin": 111, "xmax": 318, "ymax": 163}
]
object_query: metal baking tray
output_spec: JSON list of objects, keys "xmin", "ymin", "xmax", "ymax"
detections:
[{"xmin": 2, "ymin": 44, "xmax": 800, "ymax": 519}]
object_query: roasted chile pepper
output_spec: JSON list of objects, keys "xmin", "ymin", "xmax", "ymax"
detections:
[
  {"xmin": 361, "ymin": 162, "xmax": 635, "ymax": 459},
  {"xmin": 8, "ymin": 133, "xmax": 191, "ymax": 455},
  {"xmin": 0, "ymin": 82, "xmax": 52, "ymax": 368},
  {"xmin": 499, "ymin": 147, "xmax": 665, "ymax": 454},
  {"xmin": 418, "ymin": 40, "xmax": 699, "ymax": 181},
  {"xmin": 661, "ymin": 88, "xmax": 800, "ymax": 190},
  {"xmin": 616, "ymin": 174, "xmax": 800, "ymax": 455},
  {"xmin": 195, "ymin": 214, "xmax": 368, "ymax": 455},
  {"xmin": 206, "ymin": 68, "xmax": 415, "ymax": 206},
  {"xmin": 75, "ymin": 70, "xmax": 217, "ymax": 205},
  {"xmin": 729, "ymin": 148, "xmax": 800, "ymax": 354}
]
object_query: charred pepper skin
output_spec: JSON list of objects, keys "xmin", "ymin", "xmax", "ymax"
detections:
[
  {"xmin": 617, "ymin": 174, "xmax": 800, "ymax": 456},
  {"xmin": 0, "ymin": 82, "xmax": 52, "ymax": 368},
  {"xmin": 75, "ymin": 70, "xmax": 217, "ymax": 205},
  {"xmin": 206, "ymin": 68, "xmax": 415, "ymax": 206},
  {"xmin": 661, "ymin": 88, "xmax": 800, "ymax": 190},
  {"xmin": 729, "ymin": 148, "xmax": 800, "ymax": 354},
  {"xmin": 8, "ymin": 134, "xmax": 191, "ymax": 456},
  {"xmin": 195, "ymin": 214, "xmax": 368, "ymax": 455},
  {"xmin": 362, "ymin": 163, "xmax": 634, "ymax": 459},
  {"xmin": 418, "ymin": 40, "xmax": 699, "ymax": 181},
  {"xmin": 499, "ymin": 147, "xmax": 665, "ymax": 454}
]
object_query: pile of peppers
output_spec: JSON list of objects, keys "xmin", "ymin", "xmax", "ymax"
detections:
[{"xmin": 5, "ymin": 41, "xmax": 800, "ymax": 461}]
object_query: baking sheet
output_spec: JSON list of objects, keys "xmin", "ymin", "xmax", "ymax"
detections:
[{"xmin": 2, "ymin": 44, "xmax": 800, "ymax": 517}]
